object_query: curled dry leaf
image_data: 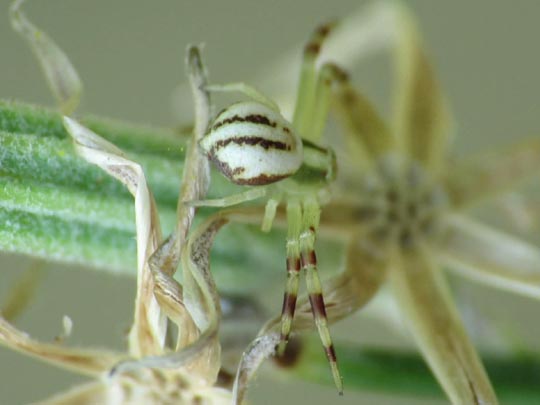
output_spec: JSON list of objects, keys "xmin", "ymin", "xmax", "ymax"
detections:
[
  {"xmin": 10, "ymin": 0, "xmax": 82, "ymax": 115},
  {"xmin": 3, "ymin": 1, "xmax": 230, "ymax": 399}
]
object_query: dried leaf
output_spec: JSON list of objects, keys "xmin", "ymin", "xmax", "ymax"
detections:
[
  {"xmin": 332, "ymin": 66, "xmax": 394, "ymax": 164},
  {"xmin": 0, "ymin": 317, "xmax": 122, "ymax": 377},
  {"xmin": 392, "ymin": 3, "xmax": 451, "ymax": 173},
  {"xmin": 64, "ymin": 117, "xmax": 166, "ymax": 357},
  {"xmin": 1, "ymin": 260, "xmax": 45, "ymax": 322},
  {"xmin": 233, "ymin": 333, "xmax": 280, "ymax": 405},
  {"xmin": 389, "ymin": 245, "xmax": 497, "ymax": 404},
  {"xmin": 443, "ymin": 138, "xmax": 540, "ymax": 209},
  {"xmin": 10, "ymin": 0, "xmax": 82, "ymax": 114},
  {"xmin": 439, "ymin": 215, "xmax": 540, "ymax": 299}
]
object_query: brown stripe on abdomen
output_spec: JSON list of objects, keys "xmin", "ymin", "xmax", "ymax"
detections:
[
  {"xmin": 212, "ymin": 114, "xmax": 278, "ymax": 131},
  {"xmin": 210, "ymin": 135, "xmax": 291, "ymax": 155},
  {"xmin": 232, "ymin": 172, "xmax": 289, "ymax": 186}
]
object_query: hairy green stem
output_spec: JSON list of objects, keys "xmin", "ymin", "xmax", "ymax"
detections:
[{"xmin": 0, "ymin": 101, "xmax": 291, "ymax": 291}]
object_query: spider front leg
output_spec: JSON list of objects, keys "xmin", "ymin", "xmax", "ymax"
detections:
[
  {"xmin": 187, "ymin": 187, "xmax": 268, "ymax": 208},
  {"xmin": 275, "ymin": 21, "xmax": 345, "ymax": 392},
  {"xmin": 205, "ymin": 82, "xmax": 280, "ymax": 112},
  {"xmin": 279, "ymin": 196, "xmax": 343, "ymax": 394},
  {"xmin": 300, "ymin": 197, "xmax": 341, "ymax": 393},
  {"xmin": 279, "ymin": 200, "xmax": 302, "ymax": 353}
]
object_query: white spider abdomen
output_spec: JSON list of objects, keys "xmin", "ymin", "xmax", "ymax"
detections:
[{"xmin": 199, "ymin": 101, "xmax": 303, "ymax": 185}]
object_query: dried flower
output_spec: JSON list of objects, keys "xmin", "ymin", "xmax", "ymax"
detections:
[{"xmin": 228, "ymin": 3, "xmax": 540, "ymax": 404}]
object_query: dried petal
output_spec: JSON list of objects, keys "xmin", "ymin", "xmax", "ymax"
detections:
[
  {"xmin": 332, "ymin": 66, "xmax": 394, "ymax": 164},
  {"xmin": 389, "ymin": 245, "xmax": 498, "ymax": 404},
  {"xmin": 146, "ymin": 47, "xmax": 212, "ymax": 356},
  {"xmin": 150, "ymin": 268, "xmax": 199, "ymax": 349},
  {"xmin": 10, "ymin": 0, "xmax": 82, "ymax": 114},
  {"xmin": 110, "ymin": 214, "xmax": 227, "ymax": 381},
  {"xmin": 392, "ymin": 3, "xmax": 451, "ymax": 173},
  {"xmin": 1, "ymin": 260, "xmax": 44, "ymax": 322},
  {"xmin": 233, "ymin": 333, "xmax": 280, "ymax": 405},
  {"xmin": 63, "ymin": 117, "xmax": 166, "ymax": 357},
  {"xmin": 0, "ymin": 317, "xmax": 121, "ymax": 376},
  {"xmin": 438, "ymin": 215, "xmax": 540, "ymax": 299},
  {"xmin": 443, "ymin": 138, "xmax": 540, "ymax": 209}
]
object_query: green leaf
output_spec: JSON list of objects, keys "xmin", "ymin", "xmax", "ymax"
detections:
[{"xmin": 288, "ymin": 336, "xmax": 540, "ymax": 404}]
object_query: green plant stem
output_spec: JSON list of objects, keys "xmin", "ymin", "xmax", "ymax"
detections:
[
  {"xmin": 0, "ymin": 101, "xmax": 177, "ymax": 266},
  {"xmin": 287, "ymin": 336, "xmax": 540, "ymax": 404},
  {"xmin": 0, "ymin": 101, "xmax": 292, "ymax": 291}
]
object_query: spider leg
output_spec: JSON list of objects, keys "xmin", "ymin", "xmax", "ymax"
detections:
[
  {"xmin": 205, "ymin": 82, "xmax": 280, "ymax": 112},
  {"xmin": 278, "ymin": 200, "xmax": 302, "ymax": 355},
  {"xmin": 261, "ymin": 196, "xmax": 281, "ymax": 232},
  {"xmin": 300, "ymin": 196, "xmax": 343, "ymax": 394},
  {"xmin": 293, "ymin": 21, "xmax": 337, "ymax": 138},
  {"xmin": 186, "ymin": 187, "xmax": 267, "ymax": 208}
]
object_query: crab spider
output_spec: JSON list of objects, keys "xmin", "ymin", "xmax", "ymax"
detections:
[{"xmin": 191, "ymin": 24, "xmax": 344, "ymax": 393}]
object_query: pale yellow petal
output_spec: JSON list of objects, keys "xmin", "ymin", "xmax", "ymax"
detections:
[
  {"xmin": 232, "ymin": 333, "xmax": 280, "ymax": 405},
  {"xmin": 438, "ymin": 215, "xmax": 540, "ymax": 299},
  {"xmin": 146, "ymin": 46, "xmax": 212, "ymax": 355},
  {"xmin": 389, "ymin": 245, "xmax": 498, "ymax": 404},
  {"xmin": 39, "ymin": 375, "xmax": 232, "ymax": 405},
  {"xmin": 0, "ymin": 317, "xmax": 121, "ymax": 377},
  {"xmin": 111, "ymin": 214, "xmax": 227, "ymax": 384},
  {"xmin": 63, "ymin": 117, "xmax": 166, "ymax": 357},
  {"xmin": 443, "ymin": 138, "xmax": 540, "ymax": 209},
  {"xmin": 154, "ymin": 46, "xmax": 211, "ymax": 274},
  {"xmin": 10, "ymin": 0, "xmax": 82, "ymax": 114},
  {"xmin": 393, "ymin": 3, "xmax": 451, "ymax": 173},
  {"xmin": 332, "ymin": 66, "xmax": 394, "ymax": 165},
  {"xmin": 150, "ymin": 267, "xmax": 199, "ymax": 350},
  {"xmin": 37, "ymin": 381, "xmax": 115, "ymax": 405},
  {"xmin": 2, "ymin": 260, "xmax": 45, "ymax": 322}
]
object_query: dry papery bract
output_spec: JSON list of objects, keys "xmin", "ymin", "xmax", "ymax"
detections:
[
  {"xmin": 3, "ymin": 1, "xmax": 231, "ymax": 402},
  {"xmin": 3, "ymin": 1, "xmax": 540, "ymax": 405}
]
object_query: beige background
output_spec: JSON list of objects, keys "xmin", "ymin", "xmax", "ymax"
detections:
[{"xmin": 1, "ymin": 0, "xmax": 540, "ymax": 404}]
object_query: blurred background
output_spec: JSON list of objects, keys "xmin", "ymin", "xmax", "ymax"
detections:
[{"xmin": 1, "ymin": 0, "xmax": 540, "ymax": 403}]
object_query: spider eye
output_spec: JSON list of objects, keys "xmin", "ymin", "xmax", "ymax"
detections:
[{"xmin": 199, "ymin": 101, "xmax": 303, "ymax": 186}]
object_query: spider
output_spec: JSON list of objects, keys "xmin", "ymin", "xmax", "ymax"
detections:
[{"xmin": 190, "ymin": 24, "xmax": 344, "ymax": 393}]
